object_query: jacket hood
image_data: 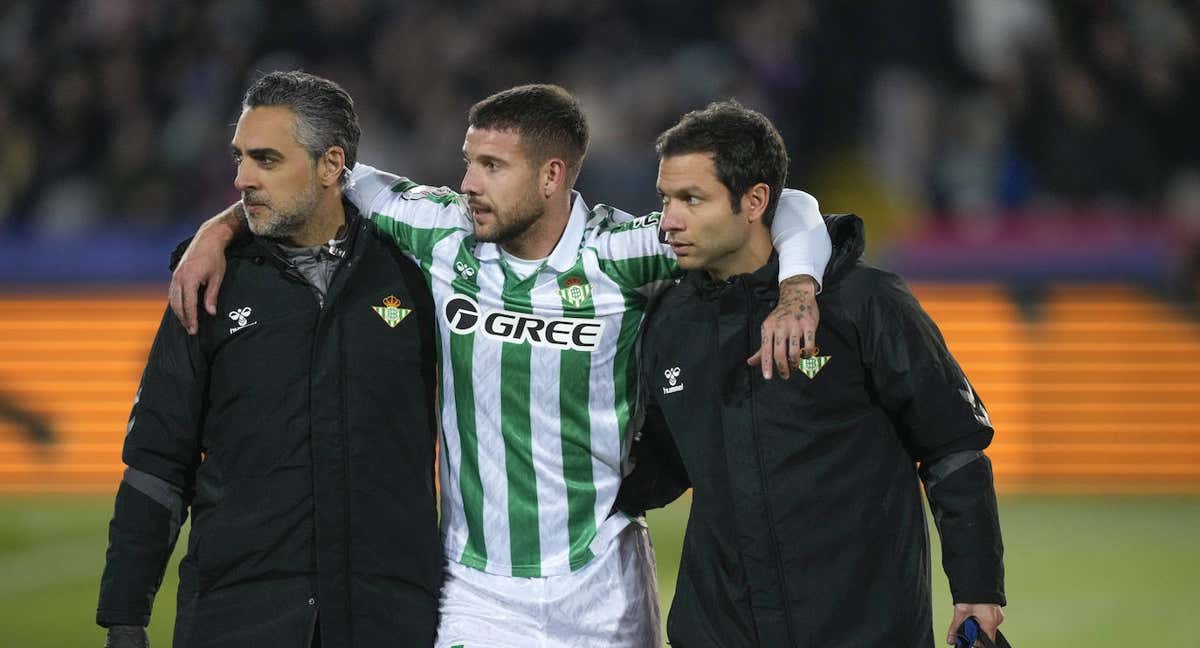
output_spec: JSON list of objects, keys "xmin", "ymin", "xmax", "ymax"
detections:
[{"xmin": 822, "ymin": 213, "xmax": 866, "ymax": 286}]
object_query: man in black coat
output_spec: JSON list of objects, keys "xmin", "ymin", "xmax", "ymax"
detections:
[
  {"xmin": 96, "ymin": 71, "xmax": 440, "ymax": 648},
  {"xmin": 623, "ymin": 101, "xmax": 1007, "ymax": 646}
]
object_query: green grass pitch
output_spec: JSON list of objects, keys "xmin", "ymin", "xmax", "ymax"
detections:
[{"xmin": 1, "ymin": 495, "xmax": 1195, "ymax": 646}]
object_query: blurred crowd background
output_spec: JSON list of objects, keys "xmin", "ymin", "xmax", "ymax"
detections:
[{"xmin": 2, "ymin": 0, "xmax": 1199, "ymax": 291}]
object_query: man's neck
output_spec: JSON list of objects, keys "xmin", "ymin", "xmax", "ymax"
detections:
[
  {"xmin": 500, "ymin": 191, "xmax": 572, "ymax": 260},
  {"xmin": 288, "ymin": 190, "xmax": 346, "ymax": 247}
]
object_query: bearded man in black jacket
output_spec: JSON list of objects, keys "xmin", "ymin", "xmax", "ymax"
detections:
[
  {"xmin": 96, "ymin": 72, "xmax": 441, "ymax": 648},
  {"xmin": 624, "ymin": 101, "xmax": 1007, "ymax": 647}
]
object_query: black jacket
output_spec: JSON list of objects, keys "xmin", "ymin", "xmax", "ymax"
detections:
[
  {"xmin": 627, "ymin": 214, "xmax": 1004, "ymax": 647},
  {"xmin": 97, "ymin": 206, "xmax": 441, "ymax": 648}
]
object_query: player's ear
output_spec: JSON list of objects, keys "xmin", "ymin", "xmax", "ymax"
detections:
[
  {"xmin": 741, "ymin": 182, "xmax": 770, "ymax": 224},
  {"xmin": 320, "ymin": 146, "xmax": 347, "ymax": 188},
  {"xmin": 542, "ymin": 158, "xmax": 567, "ymax": 198}
]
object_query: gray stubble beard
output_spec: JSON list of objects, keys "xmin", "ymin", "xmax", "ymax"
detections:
[{"xmin": 246, "ymin": 182, "xmax": 320, "ymax": 240}]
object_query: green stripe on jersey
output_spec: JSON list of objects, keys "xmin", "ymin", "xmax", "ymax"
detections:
[
  {"xmin": 557, "ymin": 265, "xmax": 597, "ymax": 570},
  {"xmin": 611, "ymin": 293, "xmax": 644, "ymax": 451},
  {"xmin": 367, "ymin": 214, "xmax": 460, "ymax": 265},
  {"xmin": 596, "ymin": 254, "xmax": 677, "ymax": 290},
  {"xmin": 499, "ymin": 269, "xmax": 541, "ymax": 576},
  {"xmin": 449, "ymin": 248, "xmax": 487, "ymax": 570}
]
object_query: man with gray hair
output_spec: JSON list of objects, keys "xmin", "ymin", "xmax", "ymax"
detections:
[{"xmin": 96, "ymin": 71, "xmax": 442, "ymax": 648}]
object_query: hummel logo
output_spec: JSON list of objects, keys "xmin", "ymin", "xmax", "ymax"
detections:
[
  {"xmin": 662, "ymin": 367, "xmax": 684, "ymax": 394},
  {"xmin": 959, "ymin": 378, "xmax": 992, "ymax": 427},
  {"xmin": 455, "ymin": 261, "xmax": 476, "ymax": 280},
  {"xmin": 228, "ymin": 306, "xmax": 258, "ymax": 334}
]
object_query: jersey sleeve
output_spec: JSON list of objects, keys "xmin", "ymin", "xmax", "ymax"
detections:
[
  {"xmin": 345, "ymin": 162, "xmax": 472, "ymax": 264},
  {"xmin": 772, "ymin": 189, "xmax": 831, "ymax": 291},
  {"xmin": 584, "ymin": 204, "xmax": 678, "ymax": 296},
  {"xmin": 585, "ymin": 189, "xmax": 830, "ymax": 296}
]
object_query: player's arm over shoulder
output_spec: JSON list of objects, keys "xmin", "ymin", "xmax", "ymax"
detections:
[
  {"xmin": 772, "ymin": 189, "xmax": 830, "ymax": 289},
  {"xmin": 583, "ymin": 188, "xmax": 830, "ymax": 295},
  {"xmin": 582, "ymin": 203, "xmax": 677, "ymax": 292},
  {"xmin": 345, "ymin": 162, "xmax": 468, "ymax": 220},
  {"xmin": 346, "ymin": 162, "xmax": 472, "ymax": 253}
]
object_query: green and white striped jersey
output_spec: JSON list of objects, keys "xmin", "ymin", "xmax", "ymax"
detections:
[{"xmin": 346, "ymin": 163, "xmax": 827, "ymax": 577}]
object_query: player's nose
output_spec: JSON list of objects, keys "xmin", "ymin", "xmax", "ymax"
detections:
[
  {"xmin": 234, "ymin": 161, "xmax": 258, "ymax": 192},
  {"xmin": 460, "ymin": 166, "xmax": 481, "ymax": 196},
  {"xmin": 660, "ymin": 199, "xmax": 686, "ymax": 231}
]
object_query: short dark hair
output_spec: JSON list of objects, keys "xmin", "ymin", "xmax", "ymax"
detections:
[
  {"xmin": 468, "ymin": 84, "xmax": 589, "ymax": 187},
  {"xmin": 655, "ymin": 100, "xmax": 789, "ymax": 226},
  {"xmin": 243, "ymin": 70, "xmax": 361, "ymax": 185}
]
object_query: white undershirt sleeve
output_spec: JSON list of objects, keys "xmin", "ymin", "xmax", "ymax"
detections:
[{"xmin": 770, "ymin": 189, "xmax": 832, "ymax": 292}]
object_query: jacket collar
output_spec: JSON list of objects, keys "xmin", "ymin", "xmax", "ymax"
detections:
[
  {"xmin": 473, "ymin": 190, "xmax": 589, "ymax": 273},
  {"xmin": 681, "ymin": 251, "xmax": 781, "ymax": 301}
]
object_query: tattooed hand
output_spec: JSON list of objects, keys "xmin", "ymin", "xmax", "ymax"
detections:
[{"xmin": 747, "ymin": 275, "xmax": 819, "ymax": 380}]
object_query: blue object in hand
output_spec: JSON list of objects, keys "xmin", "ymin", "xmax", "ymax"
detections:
[
  {"xmin": 955, "ymin": 617, "xmax": 982, "ymax": 648},
  {"xmin": 955, "ymin": 617, "xmax": 1012, "ymax": 648}
]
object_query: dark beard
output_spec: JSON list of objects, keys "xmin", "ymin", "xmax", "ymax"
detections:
[{"xmin": 475, "ymin": 192, "xmax": 544, "ymax": 245}]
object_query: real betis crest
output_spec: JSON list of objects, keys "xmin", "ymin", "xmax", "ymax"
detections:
[
  {"xmin": 372, "ymin": 295, "xmax": 412, "ymax": 328},
  {"xmin": 557, "ymin": 277, "xmax": 593, "ymax": 309},
  {"xmin": 799, "ymin": 351, "xmax": 831, "ymax": 379}
]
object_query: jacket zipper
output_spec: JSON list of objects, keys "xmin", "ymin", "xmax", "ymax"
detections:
[
  {"xmin": 273, "ymin": 230, "xmax": 357, "ymax": 643},
  {"xmin": 322, "ymin": 228, "xmax": 356, "ymax": 646},
  {"xmin": 744, "ymin": 283, "xmax": 798, "ymax": 645},
  {"xmin": 305, "ymin": 607, "xmax": 318, "ymax": 647},
  {"xmin": 265, "ymin": 248, "xmax": 323, "ymax": 306}
]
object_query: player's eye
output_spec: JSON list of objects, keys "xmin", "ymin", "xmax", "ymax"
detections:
[{"xmin": 686, "ymin": 196, "xmax": 701, "ymax": 206}]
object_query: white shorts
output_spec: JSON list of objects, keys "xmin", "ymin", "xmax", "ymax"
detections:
[{"xmin": 434, "ymin": 522, "xmax": 661, "ymax": 648}]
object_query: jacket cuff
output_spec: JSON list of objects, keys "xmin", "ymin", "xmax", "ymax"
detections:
[
  {"xmin": 925, "ymin": 454, "xmax": 1006, "ymax": 610},
  {"xmin": 951, "ymin": 589, "xmax": 1007, "ymax": 606},
  {"xmin": 96, "ymin": 608, "xmax": 150, "ymax": 628}
]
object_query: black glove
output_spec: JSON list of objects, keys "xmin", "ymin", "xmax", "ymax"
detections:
[{"xmin": 105, "ymin": 625, "xmax": 149, "ymax": 648}]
